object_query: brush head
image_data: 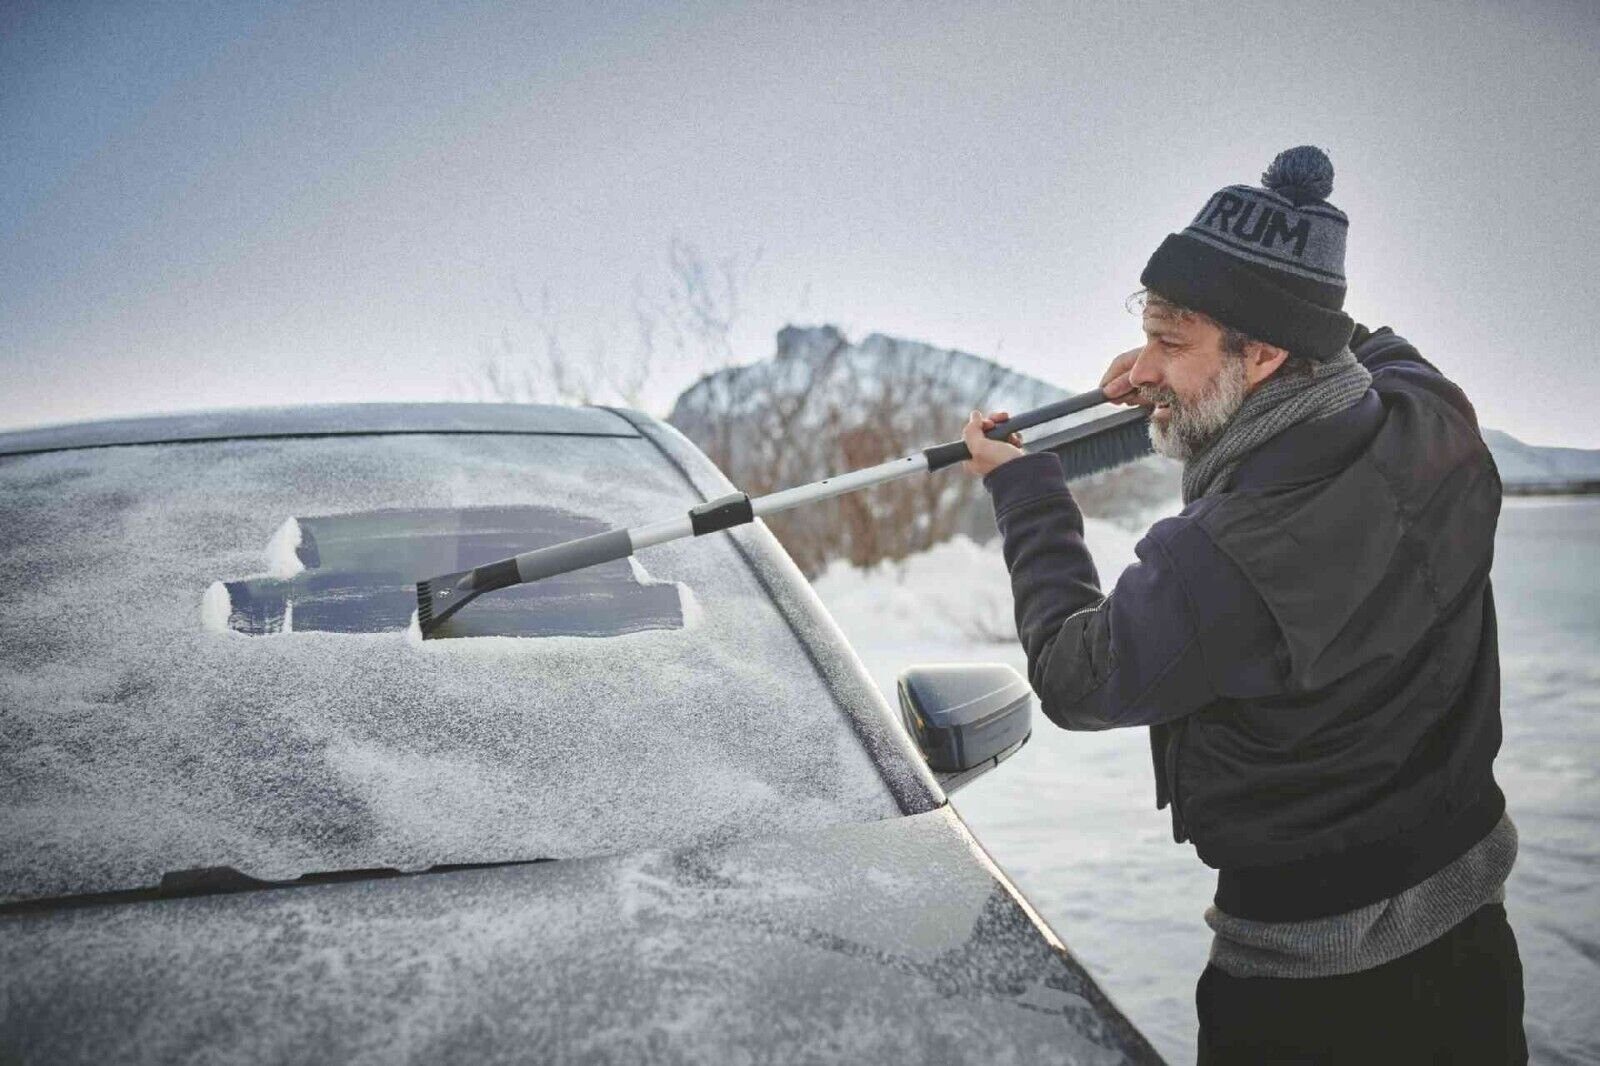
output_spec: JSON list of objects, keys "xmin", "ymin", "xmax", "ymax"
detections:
[
  {"xmin": 1027, "ymin": 407, "xmax": 1154, "ymax": 481},
  {"xmin": 415, "ymin": 557, "xmax": 525, "ymax": 638}
]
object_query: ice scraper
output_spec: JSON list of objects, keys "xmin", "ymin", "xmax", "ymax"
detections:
[{"xmin": 415, "ymin": 389, "xmax": 1152, "ymax": 636}]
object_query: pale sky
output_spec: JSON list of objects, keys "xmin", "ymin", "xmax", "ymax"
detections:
[{"xmin": 4, "ymin": 0, "xmax": 1598, "ymax": 445}]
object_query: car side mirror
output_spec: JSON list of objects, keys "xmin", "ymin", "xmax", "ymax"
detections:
[{"xmin": 896, "ymin": 663, "xmax": 1033, "ymax": 794}]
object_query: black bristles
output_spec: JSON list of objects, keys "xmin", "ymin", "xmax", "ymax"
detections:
[
  {"xmin": 414, "ymin": 559, "xmax": 525, "ymax": 638},
  {"xmin": 415, "ymin": 580, "xmax": 434, "ymax": 626},
  {"xmin": 1025, "ymin": 407, "xmax": 1154, "ymax": 482}
]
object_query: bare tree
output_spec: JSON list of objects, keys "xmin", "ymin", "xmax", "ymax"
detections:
[
  {"xmin": 463, "ymin": 284, "xmax": 659, "ymax": 408},
  {"xmin": 655, "ymin": 236, "xmax": 761, "ymax": 373},
  {"xmin": 671, "ymin": 329, "xmax": 1017, "ymax": 576},
  {"xmin": 464, "ymin": 238, "xmax": 766, "ymax": 412}
]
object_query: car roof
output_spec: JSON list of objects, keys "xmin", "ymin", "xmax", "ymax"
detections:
[{"xmin": 0, "ymin": 402, "xmax": 637, "ymax": 457}]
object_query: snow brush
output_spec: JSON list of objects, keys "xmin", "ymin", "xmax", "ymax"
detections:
[{"xmin": 415, "ymin": 390, "xmax": 1153, "ymax": 636}]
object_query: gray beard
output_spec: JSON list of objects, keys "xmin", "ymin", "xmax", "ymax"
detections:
[{"xmin": 1146, "ymin": 357, "xmax": 1250, "ymax": 461}]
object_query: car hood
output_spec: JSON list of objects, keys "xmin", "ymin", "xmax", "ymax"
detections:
[{"xmin": 1, "ymin": 807, "xmax": 1159, "ymax": 1065}]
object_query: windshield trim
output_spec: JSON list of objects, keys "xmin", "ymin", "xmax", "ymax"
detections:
[
  {"xmin": 0, "ymin": 860, "xmax": 555, "ymax": 917},
  {"xmin": 0, "ymin": 402, "xmax": 639, "ymax": 458}
]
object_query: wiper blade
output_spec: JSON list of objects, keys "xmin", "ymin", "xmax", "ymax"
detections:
[{"xmin": 0, "ymin": 859, "xmax": 554, "ymax": 916}]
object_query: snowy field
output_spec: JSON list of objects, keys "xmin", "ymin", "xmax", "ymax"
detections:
[{"xmin": 812, "ymin": 497, "xmax": 1600, "ymax": 1065}]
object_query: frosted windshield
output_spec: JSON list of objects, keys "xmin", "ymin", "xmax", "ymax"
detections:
[{"xmin": 0, "ymin": 433, "xmax": 899, "ymax": 903}]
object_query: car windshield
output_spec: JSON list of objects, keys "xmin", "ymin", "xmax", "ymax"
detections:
[{"xmin": 0, "ymin": 430, "xmax": 900, "ymax": 904}]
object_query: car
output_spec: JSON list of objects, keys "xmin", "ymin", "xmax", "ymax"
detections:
[{"xmin": 0, "ymin": 402, "xmax": 1162, "ymax": 1064}]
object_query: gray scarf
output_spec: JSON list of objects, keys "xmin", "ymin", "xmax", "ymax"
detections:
[{"xmin": 1182, "ymin": 347, "xmax": 1372, "ymax": 504}]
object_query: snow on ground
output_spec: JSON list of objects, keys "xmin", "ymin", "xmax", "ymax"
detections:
[
  {"xmin": 812, "ymin": 517, "xmax": 1213, "ymax": 1063},
  {"xmin": 812, "ymin": 500, "xmax": 1600, "ymax": 1066}
]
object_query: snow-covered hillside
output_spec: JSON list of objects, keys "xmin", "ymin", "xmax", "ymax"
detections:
[
  {"xmin": 670, "ymin": 324, "xmax": 1070, "ymax": 427},
  {"xmin": 1483, "ymin": 428, "xmax": 1600, "ymax": 488}
]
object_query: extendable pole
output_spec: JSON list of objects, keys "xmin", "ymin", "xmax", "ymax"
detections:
[{"xmin": 417, "ymin": 387, "xmax": 1119, "ymax": 633}]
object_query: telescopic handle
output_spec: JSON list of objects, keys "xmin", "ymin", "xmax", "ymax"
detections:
[
  {"xmin": 923, "ymin": 387, "xmax": 1113, "ymax": 471},
  {"xmin": 981, "ymin": 387, "xmax": 1111, "ymax": 439},
  {"xmin": 421, "ymin": 385, "xmax": 1140, "ymax": 630}
]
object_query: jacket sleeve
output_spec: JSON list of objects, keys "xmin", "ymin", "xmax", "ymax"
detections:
[{"xmin": 980, "ymin": 452, "xmax": 1233, "ymax": 731}]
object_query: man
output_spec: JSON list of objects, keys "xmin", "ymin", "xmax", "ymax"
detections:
[{"xmin": 959, "ymin": 146, "xmax": 1525, "ymax": 1063}]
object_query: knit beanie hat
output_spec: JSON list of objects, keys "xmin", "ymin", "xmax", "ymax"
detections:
[{"xmin": 1140, "ymin": 145, "xmax": 1354, "ymax": 360}]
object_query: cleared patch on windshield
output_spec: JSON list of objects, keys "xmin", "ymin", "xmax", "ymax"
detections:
[{"xmin": 207, "ymin": 506, "xmax": 687, "ymax": 639}]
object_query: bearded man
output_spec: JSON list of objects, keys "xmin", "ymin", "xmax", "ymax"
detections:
[{"xmin": 960, "ymin": 146, "xmax": 1526, "ymax": 1064}]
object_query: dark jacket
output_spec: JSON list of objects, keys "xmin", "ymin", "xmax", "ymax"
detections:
[{"xmin": 982, "ymin": 327, "xmax": 1506, "ymax": 921}]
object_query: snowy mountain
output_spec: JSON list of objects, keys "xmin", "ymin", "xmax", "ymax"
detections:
[
  {"xmin": 669, "ymin": 325, "xmax": 1069, "ymax": 427},
  {"xmin": 1482, "ymin": 428, "xmax": 1600, "ymax": 490}
]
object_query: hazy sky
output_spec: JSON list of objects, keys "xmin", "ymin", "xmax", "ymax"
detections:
[{"xmin": 5, "ymin": 0, "xmax": 1599, "ymax": 445}]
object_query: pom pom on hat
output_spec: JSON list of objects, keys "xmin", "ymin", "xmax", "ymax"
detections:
[{"xmin": 1261, "ymin": 145, "xmax": 1334, "ymax": 206}]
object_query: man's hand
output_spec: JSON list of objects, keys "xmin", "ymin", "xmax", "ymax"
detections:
[
  {"xmin": 962, "ymin": 410, "xmax": 1024, "ymax": 477},
  {"xmin": 1100, "ymin": 346, "xmax": 1151, "ymax": 406}
]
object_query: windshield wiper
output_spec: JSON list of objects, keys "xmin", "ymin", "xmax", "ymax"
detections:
[{"xmin": 0, "ymin": 859, "xmax": 554, "ymax": 917}]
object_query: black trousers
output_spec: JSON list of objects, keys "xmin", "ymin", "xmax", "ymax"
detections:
[{"xmin": 1196, "ymin": 902, "xmax": 1526, "ymax": 1065}]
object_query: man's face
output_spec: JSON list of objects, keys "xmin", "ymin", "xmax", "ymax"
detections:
[{"xmin": 1131, "ymin": 309, "xmax": 1250, "ymax": 460}]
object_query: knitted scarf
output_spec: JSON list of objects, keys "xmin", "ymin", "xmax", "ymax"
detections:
[{"xmin": 1181, "ymin": 347, "xmax": 1372, "ymax": 504}]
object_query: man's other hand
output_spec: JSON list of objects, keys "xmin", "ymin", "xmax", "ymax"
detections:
[
  {"xmin": 962, "ymin": 410, "xmax": 1024, "ymax": 477},
  {"xmin": 1100, "ymin": 346, "xmax": 1152, "ymax": 406}
]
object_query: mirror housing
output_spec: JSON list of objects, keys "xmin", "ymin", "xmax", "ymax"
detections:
[{"xmin": 896, "ymin": 663, "xmax": 1034, "ymax": 794}]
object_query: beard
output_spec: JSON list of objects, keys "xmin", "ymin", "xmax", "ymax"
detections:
[{"xmin": 1142, "ymin": 356, "xmax": 1250, "ymax": 461}]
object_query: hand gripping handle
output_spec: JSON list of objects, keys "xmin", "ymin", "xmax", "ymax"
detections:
[{"xmin": 923, "ymin": 387, "xmax": 1112, "ymax": 471}]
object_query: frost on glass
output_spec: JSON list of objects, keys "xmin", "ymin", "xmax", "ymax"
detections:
[
  {"xmin": 0, "ymin": 434, "xmax": 901, "ymax": 903},
  {"xmin": 0, "ymin": 810, "xmax": 1149, "ymax": 1064},
  {"xmin": 215, "ymin": 507, "xmax": 684, "ymax": 638}
]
